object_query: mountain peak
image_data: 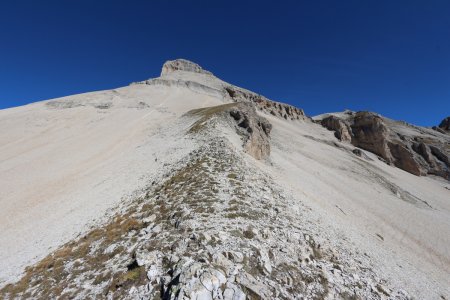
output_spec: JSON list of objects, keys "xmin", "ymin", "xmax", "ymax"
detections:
[{"xmin": 161, "ymin": 59, "xmax": 213, "ymax": 76}]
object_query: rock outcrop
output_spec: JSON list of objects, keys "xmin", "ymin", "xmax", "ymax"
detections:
[
  {"xmin": 318, "ymin": 111, "xmax": 450, "ymax": 179},
  {"xmin": 228, "ymin": 103, "xmax": 272, "ymax": 160},
  {"xmin": 223, "ymin": 85, "xmax": 306, "ymax": 121},
  {"xmin": 187, "ymin": 102, "xmax": 272, "ymax": 160},
  {"xmin": 161, "ymin": 58, "xmax": 213, "ymax": 76},
  {"xmin": 438, "ymin": 116, "xmax": 450, "ymax": 132},
  {"xmin": 320, "ymin": 115, "xmax": 352, "ymax": 142}
]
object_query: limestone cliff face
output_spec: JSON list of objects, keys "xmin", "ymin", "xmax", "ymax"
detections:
[
  {"xmin": 160, "ymin": 59, "xmax": 213, "ymax": 76},
  {"xmin": 319, "ymin": 115, "xmax": 352, "ymax": 142},
  {"xmin": 318, "ymin": 111, "xmax": 450, "ymax": 179},
  {"xmin": 223, "ymin": 85, "xmax": 306, "ymax": 121},
  {"xmin": 228, "ymin": 103, "xmax": 272, "ymax": 160}
]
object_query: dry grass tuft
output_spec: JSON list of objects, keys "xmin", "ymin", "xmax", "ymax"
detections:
[{"xmin": 186, "ymin": 103, "xmax": 237, "ymax": 133}]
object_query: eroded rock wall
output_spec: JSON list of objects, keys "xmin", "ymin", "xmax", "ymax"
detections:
[
  {"xmin": 224, "ymin": 86, "xmax": 306, "ymax": 121},
  {"xmin": 187, "ymin": 102, "xmax": 272, "ymax": 160},
  {"xmin": 228, "ymin": 103, "xmax": 272, "ymax": 160},
  {"xmin": 319, "ymin": 111, "xmax": 450, "ymax": 179}
]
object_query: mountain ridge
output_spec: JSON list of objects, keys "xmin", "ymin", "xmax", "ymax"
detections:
[{"xmin": 0, "ymin": 59, "xmax": 449, "ymax": 299}]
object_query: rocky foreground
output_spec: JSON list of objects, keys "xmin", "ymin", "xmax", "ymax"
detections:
[{"xmin": 0, "ymin": 60, "xmax": 449, "ymax": 299}]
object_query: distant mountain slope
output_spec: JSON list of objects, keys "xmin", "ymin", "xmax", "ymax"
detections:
[{"xmin": 0, "ymin": 60, "xmax": 449, "ymax": 299}]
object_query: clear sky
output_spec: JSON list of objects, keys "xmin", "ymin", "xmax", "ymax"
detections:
[{"xmin": 0, "ymin": 1, "xmax": 449, "ymax": 126}]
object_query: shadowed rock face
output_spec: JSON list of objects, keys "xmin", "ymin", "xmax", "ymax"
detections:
[
  {"xmin": 228, "ymin": 103, "xmax": 272, "ymax": 160},
  {"xmin": 439, "ymin": 117, "xmax": 450, "ymax": 132},
  {"xmin": 319, "ymin": 111, "xmax": 450, "ymax": 179},
  {"xmin": 320, "ymin": 115, "xmax": 352, "ymax": 142}
]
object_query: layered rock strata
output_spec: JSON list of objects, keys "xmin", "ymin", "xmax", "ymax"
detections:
[{"xmin": 318, "ymin": 111, "xmax": 450, "ymax": 179}]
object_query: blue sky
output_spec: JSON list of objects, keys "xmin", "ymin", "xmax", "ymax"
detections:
[{"xmin": 0, "ymin": 0, "xmax": 449, "ymax": 126}]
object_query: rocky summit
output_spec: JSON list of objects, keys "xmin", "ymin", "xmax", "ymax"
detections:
[
  {"xmin": 161, "ymin": 59, "xmax": 214, "ymax": 77},
  {"xmin": 0, "ymin": 59, "xmax": 449, "ymax": 300}
]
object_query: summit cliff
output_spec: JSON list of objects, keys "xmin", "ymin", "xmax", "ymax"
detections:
[{"xmin": 161, "ymin": 59, "xmax": 214, "ymax": 76}]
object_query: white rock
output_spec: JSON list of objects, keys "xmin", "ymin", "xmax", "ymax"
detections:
[
  {"xmin": 147, "ymin": 265, "xmax": 160, "ymax": 282},
  {"xmin": 136, "ymin": 249, "xmax": 158, "ymax": 266},
  {"xmin": 223, "ymin": 288, "xmax": 235, "ymax": 300},
  {"xmin": 258, "ymin": 247, "xmax": 272, "ymax": 274},
  {"xmin": 152, "ymin": 224, "xmax": 162, "ymax": 234},
  {"xmin": 142, "ymin": 214, "xmax": 156, "ymax": 223}
]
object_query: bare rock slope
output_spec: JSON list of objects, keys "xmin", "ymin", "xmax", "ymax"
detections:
[{"xmin": 1, "ymin": 59, "xmax": 449, "ymax": 300}]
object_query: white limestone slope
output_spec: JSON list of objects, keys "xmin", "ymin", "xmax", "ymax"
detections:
[
  {"xmin": 0, "ymin": 78, "xmax": 224, "ymax": 285},
  {"xmin": 257, "ymin": 115, "xmax": 450, "ymax": 298},
  {"xmin": 0, "ymin": 59, "xmax": 449, "ymax": 298}
]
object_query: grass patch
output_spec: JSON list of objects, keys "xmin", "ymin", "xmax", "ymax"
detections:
[
  {"xmin": 0, "ymin": 206, "xmax": 147, "ymax": 298},
  {"xmin": 227, "ymin": 173, "xmax": 238, "ymax": 180}
]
